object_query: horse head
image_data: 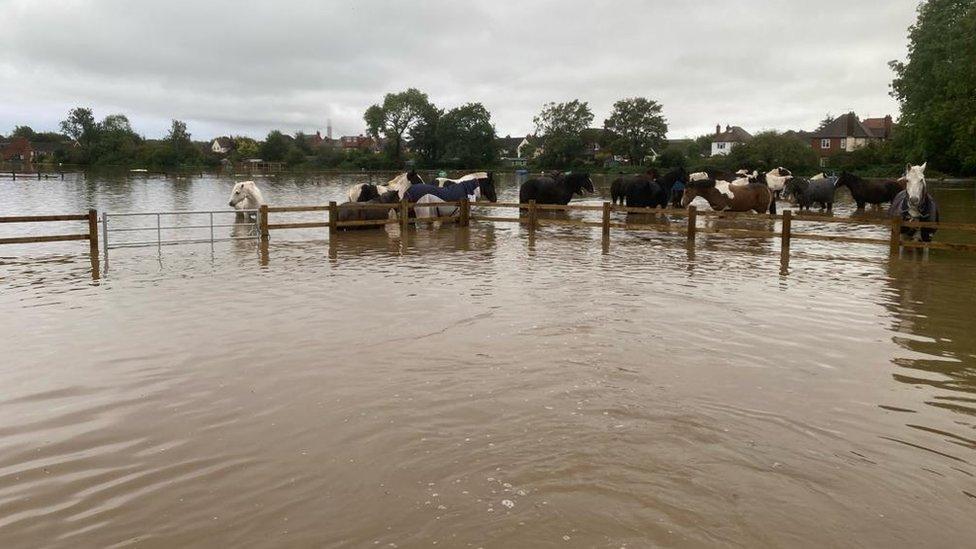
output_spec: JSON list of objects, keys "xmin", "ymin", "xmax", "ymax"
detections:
[
  {"xmin": 228, "ymin": 181, "xmax": 263, "ymax": 208},
  {"xmin": 835, "ymin": 171, "xmax": 855, "ymax": 189},
  {"xmin": 781, "ymin": 178, "xmax": 808, "ymax": 202},
  {"xmin": 904, "ymin": 162, "xmax": 928, "ymax": 219},
  {"xmin": 358, "ymin": 184, "xmax": 381, "ymax": 202},
  {"xmin": 407, "ymin": 170, "xmax": 425, "ymax": 186},
  {"xmin": 480, "ymin": 172, "xmax": 497, "ymax": 202}
]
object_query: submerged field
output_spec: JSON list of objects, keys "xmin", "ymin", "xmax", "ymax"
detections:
[{"xmin": 1, "ymin": 173, "xmax": 975, "ymax": 547}]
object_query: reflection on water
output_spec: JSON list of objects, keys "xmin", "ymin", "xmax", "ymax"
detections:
[{"xmin": 1, "ymin": 172, "xmax": 975, "ymax": 547}]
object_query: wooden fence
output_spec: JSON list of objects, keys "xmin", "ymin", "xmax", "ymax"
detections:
[
  {"xmin": 0, "ymin": 210, "xmax": 99, "ymax": 256},
  {"xmin": 258, "ymin": 200, "xmax": 976, "ymax": 257}
]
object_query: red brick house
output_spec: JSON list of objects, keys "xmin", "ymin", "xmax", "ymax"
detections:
[
  {"xmin": 810, "ymin": 112, "xmax": 892, "ymax": 166},
  {"xmin": 0, "ymin": 137, "xmax": 34, "ymax": 162}
]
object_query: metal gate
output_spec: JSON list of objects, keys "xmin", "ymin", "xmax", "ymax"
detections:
[{"xmin": 101, "ymin": 209, "xmax": 259, "ymax": 257}]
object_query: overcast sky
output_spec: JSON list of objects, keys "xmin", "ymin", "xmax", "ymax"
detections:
[{"xmin": 0, "ymin": 0, "xmax": 918, "ymax": 141}]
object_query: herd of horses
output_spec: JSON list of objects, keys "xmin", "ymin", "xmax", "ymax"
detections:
[{"xmin": 227, "ymin": 162, "xmax": 939, "ymax": 242}]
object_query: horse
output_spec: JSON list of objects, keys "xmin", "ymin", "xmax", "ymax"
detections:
[
  {"xmin": 889, "ymin": 163, "xmax": 939, "ymax": 242},
  {"xmin": 681, "ymin": 174, "xmax": 775, "ymax": 214},
  {"xmin": 835, "ymin": 172, "xmax": 904, "ymax": 210},
  {"xmin": 336, "ymin": 190, "xmax": 401, "ymax": 230},
  {"xmin": 782, "ymin": 177, "xmax": 837, "ymax": 211},
  {"xmin": 228, "ymin": 181, "xmax": 265, "ymax": 218},
  {"xmin": 403, "ymin": 172, "xmax": 497, "ymax": 203},
  {"xmin": 431, "ymin": 171, "xmax": 490, "ymax": 188},
  {"xmin": 347, "ymin": 170, "xmax": 425, "ymax": 202},
  {"xmin": 519, "ymin": 172, "xmax": 594, "ymax": 205},
  {"xmin": 610, "ymin": 169, "xmax": 659, "ymax": 206},
  {"xmin": 764, "ymin": 167, "xmax": 793, "ymax": 198},
  {"xmin": 657, "ymin": 166, "xmax": 689, "ymax": 208}
]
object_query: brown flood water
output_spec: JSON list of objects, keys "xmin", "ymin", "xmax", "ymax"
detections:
[{"xmin": 1, "ymin": 172, "xmax": 975, "ymax": 547}]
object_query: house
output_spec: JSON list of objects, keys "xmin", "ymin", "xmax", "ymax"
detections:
[
  {"xmin": 496, "ymin": 135, "xmax": 531, "ymax": 167},
  {"xmin": 710, "ymin": 125, "xmax": 752, "ymax": 156},
  {"xmin": 0, "ymin": 138, "xmax": 34, "ymax": 162},
  {"xmin": 809, "ymin": 112, "xmax": 891, "ymax": 165},
  {"xmin": 211, "ymin": 137, "xmax": 234, "ymax": 155}
]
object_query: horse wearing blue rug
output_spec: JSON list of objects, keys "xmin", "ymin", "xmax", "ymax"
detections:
[
  {"xmin": 403, "ymin": 173, "xmax": 497, "ymax": 203},
  {"xmin": 889, "ymin": 163, "xmax": 939, "ymax": 242}
]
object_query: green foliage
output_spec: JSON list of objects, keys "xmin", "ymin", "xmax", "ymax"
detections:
[
  {"xmin": 657, "ymin": 148, "xmax": 687, "ymax": 169},
  {"xmin": 533, "ymin": 100, "xmax": 593, "ymax": 168},
  {"xmin": 890, "ymin": 0, "xmax": 976, "ymax": 174},
  {"xmin": 364, "ymin": 88, "xmax": 435, "ymax": 165},
  {"xmin": 724, "ymin": 131, "xmax": 819, "ymax": 172},
  {"xmin": 437, "ymin": 103, "xmax": 497, "ymax": 167},
  {"xmin": 824, "ymin": 140, "xmax": 908, "ymax": 177},
  {"xmin": 233, "ymin": 137, "xmax": 260, "ymax": 160},
  {"xmin": 409, "ymin": 105, "xmax": 443, "ymax": 167},
  {"xmin": 603, "ymin": 97, "xmax": 667, "ymax": 165},
  {"xmin": 260, "ymin": 130, "xmax": 292, "ymax": 162}
]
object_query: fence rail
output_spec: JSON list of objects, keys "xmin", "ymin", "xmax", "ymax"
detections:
[
  {"xmin": 5, "ymin": 201, "xmax": 976, "ymax": 264},
  {"xmin": 0, "ymin": 210, "xmax": 98, "ymax": 256}
]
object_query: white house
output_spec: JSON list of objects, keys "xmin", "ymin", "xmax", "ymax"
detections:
[
  {"xmin": 710, "ymin": 125, "xmax": 752, "ymax": 156},
  {"xmin": 211, "ymin": 137, "xmax": 234, "ymax": 155}
]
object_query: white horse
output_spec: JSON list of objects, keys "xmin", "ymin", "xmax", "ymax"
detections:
[
  {"xmin": 347, "ymin": 171, "xmax": 423, "ymax": 202},
  {"xmin": 228, "ymin": 181, "xmax": 265, "ymax": 216}
]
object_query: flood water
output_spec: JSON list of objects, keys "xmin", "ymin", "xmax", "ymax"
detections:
[{"xmin": 2, "ymin": 172, "xmax": 976, "ymax": 548}]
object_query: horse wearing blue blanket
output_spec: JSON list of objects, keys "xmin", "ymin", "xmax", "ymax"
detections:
[{"xmin": 403, "ymin": 172, "xmax": 497, "ymax": 203}]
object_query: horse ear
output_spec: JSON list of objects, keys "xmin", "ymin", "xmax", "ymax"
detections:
[
  {"xmin": 905, "ymin": 163, "xmax": 911, "ymax": 174},
  {"xmin": 920, "ymin": 162, "xmax": 927, "ymax": 172}
]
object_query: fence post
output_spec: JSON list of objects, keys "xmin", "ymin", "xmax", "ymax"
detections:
[
  {"xmin": 528, "ymin": 199, "xmax": 537, "ymax": 229},
  {"xmin": 602, "ymin": 201, "xmax": 611, "ymax": 239},
  {"xmin": 328, "ymin": 201, "xmax": 337, "ymax": 235},
  {"xmin": 460, "ymin": 198, "xmax": 470, "ymax": 227},
  {"xmin": 686, "ymin": 205, "xmax": 697, "ymax": 245},
  {"xmin": 780, "ymin": 209, "xmax": 792, "ymax": 264},
  {"xmin": 87, "ymin": 209, "xmax": 99, "ymax": 258},
  {"xmin": 400, "ymin": 198, "xmax": 409, "ymax": 233},
  {"xmin": 259, "ymin": 204, "xmax": 269, "ymax": 243},
  {"xmin": 890, "ymin": 216, "xmax": 902, "ymax": 255}
]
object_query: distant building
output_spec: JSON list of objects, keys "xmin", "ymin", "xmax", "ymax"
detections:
[
  {"xmin": 810, "ymin": 112, "xmax": 893, "ymax": 166},
  {"xmin": 340, "ymin": 134, "xmax": 383, "ymax": 153},
  {"xmin": 0, "ymin": 138, "xmax": 34, "ymax": 162},
  {"xmin": 496, "ymin": 135, "xmax": 531, "ymax": 166},
  {"xmin": 211, "ymin": 137, "xmax": 234, "ymax": 155},
  {"xmin": 710, "ymin": 125, "xmax": 752, "ymax": 156}
]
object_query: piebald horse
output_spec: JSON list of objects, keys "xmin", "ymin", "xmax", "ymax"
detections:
[
  {"xmin": 682, "ymin": 172, "xmax": 775, "ymax": 214},
  {"xmin": 347, "ymin": 171, "xmax": 425, "ymax": 202}
]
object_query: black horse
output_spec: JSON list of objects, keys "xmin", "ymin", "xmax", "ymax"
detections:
[
  {"xmin": 337, "ymin": 190, "xmax": 402, "ymax": 230},
  {"xmin": 519, "ymin": 172, "xmax": 594, "ymax": 204},
  {"xmin": 610, "ymin": 169, "xmax": 658, "ymax": 205},
  {"xmin": 658, "ymin": 167, "xmax": 689, "ymax": 208},
  {"xmin": 835, "ymin": 172, "xmax": 904, "ymax": 210}
]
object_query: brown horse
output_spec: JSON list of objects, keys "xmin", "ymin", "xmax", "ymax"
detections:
[{"xmin": 681, "ymin": 177, "xmax": 775, "ymax": 214}]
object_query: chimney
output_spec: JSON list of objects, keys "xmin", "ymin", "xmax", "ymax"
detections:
[
  {"xmin": 327, "ymin": 119, "xmax": 333, "ymax": 140},
  {"xmin": 846, "ymin": 112, "xmax": 855, "ymax": 136},
  {"xmin": 725, "ymin": 124, "xmax": 731, "ymax": 132},
  {"xmin": 716, "ymin": 124, "xmax": 721, "ymax": 135},
  {"xmin": 883, "ymin": 115, "xmax": 892, "ymax": 138}
]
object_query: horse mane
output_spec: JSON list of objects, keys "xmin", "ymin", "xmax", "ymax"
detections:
[{"xmin": 687, "ymin": 177, "xmax": 716, "ymax": 190}]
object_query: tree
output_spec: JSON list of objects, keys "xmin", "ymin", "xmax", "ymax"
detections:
[
  {"xmin": 364, "ymin": 88, "xmax": 435, "ymax": 165},
  {"xmin": 92, "ymin": 114, "xmax": 141, "ymax": 165},
  {"xmin": 60, "ymin": 107, "xmax": 98, "ymax": 154},
  {"xmin": 167, "ymin": 119, "xmax": 193, "ymax": 162},
  {"xmin": 234, "ymin": 136, "xmax": 260, "ymax": 160},
  {"xmin": 437, "ymin": 103, "xmax": 497, "ymax": 167},
  {"xmin": 817, "ymin": 113, "xmax": 835, "ymax": 131},
  {"xmin": 890, "ymin": 0, "xmax": 976, "ymax": 174},
  {"xmin": 260, "ymin": 130, "xmax": 292, "ymax": 161},
  {"xmin": 11, "ymin": 126, "xmax": 36, "ymax": 139},
  {"xmin": 409, "ymin": 105, "xmax": 444, "ymax": 167},
  {"xmin": 603, "ymin": 97, "xmax": 668, "ymax": 165},
  {"xmin": 533, "ymin": 100, "xmax": 593, "ymax": 167},
  {"xmin": 725, "ymin": 131, "xmax": 818, "ymax": 172}
]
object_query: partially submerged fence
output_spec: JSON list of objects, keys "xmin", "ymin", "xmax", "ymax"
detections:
[
  {"xmin": 0, "ymin": 210, "xmax": 98, "ymax": 256},
  {"xmin": 259, "ymin": 200, "xmax": 976, "ymax": 256},
  {"xmin": 3, "ymin": 202, "xmax": 976, "ymax": 264}
]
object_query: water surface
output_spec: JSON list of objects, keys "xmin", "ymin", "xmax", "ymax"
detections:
[{"xmin": 1, "ymin": 173, "xmax": 975, "ymax": 547}]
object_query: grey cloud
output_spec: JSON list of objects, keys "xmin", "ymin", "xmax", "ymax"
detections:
[{"xmin": 0, "ymin": 0, "xmax": 916, "ymax": 140}]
